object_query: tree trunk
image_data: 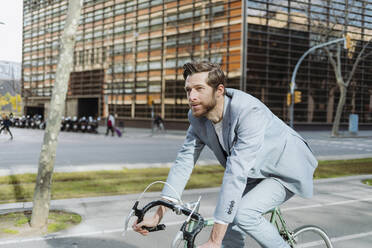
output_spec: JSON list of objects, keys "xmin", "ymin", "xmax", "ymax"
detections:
[
  {"xmin": 326, "ymin": 87, "xmax": 336, "ymax": 123},
  {"xmin": 351, "ymin": 83, "xmax": 356, "ymax": 114},
  {"xmin": 307, "ymin": 92, "xmax": 314, "ymax": 122},
  {"xmin": 31, "ymin": 0, "xmax": 82, "ymax": 228},
  {"xmin": 331, "ymin": 84, "xmax": 347, "ymax": 137}
]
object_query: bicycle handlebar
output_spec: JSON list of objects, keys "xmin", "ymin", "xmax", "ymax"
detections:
[{"xmin": 124, "ymin": 199, "xmax": 205, "ymax": 248}]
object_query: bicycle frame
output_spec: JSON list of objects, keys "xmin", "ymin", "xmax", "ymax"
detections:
[
  {"xmin": 183, "ymin": 207, "xmax": 295, "ymax": 248},
  {"xmin": 268, "ymin": 207, "xmax": 295, "ymax": 247}
]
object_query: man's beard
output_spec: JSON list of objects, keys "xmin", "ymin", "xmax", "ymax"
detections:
[{"xmin": 191, "ymin": 97, "xmax": 217, "ymax": 118}]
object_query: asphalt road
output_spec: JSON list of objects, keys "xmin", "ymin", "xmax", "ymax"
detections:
[
  {"xmin": 0, "ymin": 127, "xmax": 215, "ymax": 174},
  {"xmin": 0, "ymin": 128, "xmax": 372, "ymax": 175}
]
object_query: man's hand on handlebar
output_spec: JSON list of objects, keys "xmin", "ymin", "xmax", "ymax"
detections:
[
  {"xmin": 132, "ymin": 215, "xmax": 160, "ymax": 236},
  {"xmin": 132, "ymin": 205, "xmax": 167, "ymax": 235}
]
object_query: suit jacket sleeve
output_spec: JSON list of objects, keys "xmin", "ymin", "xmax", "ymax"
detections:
[
  {"xmin": 214, "ymin": 106, "xmax": 269, "ymax": 223},
  {"xmin": 161, "ymin": 125, "xmax": 205, "ymax": 200}
]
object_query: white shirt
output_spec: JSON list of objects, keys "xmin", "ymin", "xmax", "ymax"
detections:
[{"xmin": 213, "ymin": 121, "xmax": 226, "ymax": 152}]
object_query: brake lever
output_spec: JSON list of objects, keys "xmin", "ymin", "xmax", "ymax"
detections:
[
  {"xmin": 122, "ymin": 209, "xmax": 135, "ymax": 237},
  {"xmin": 142, "ymin": 224, "xmax": 166, "ymax": 232}
]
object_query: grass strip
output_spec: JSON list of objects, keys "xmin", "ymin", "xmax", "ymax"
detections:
[
  {"xmin": 363, "ymin": 179, "xmax": 372, "ymax": 186},
  {"xmin": 0, "ymin": 210, "xmax": 81, "ymax": 237},
  {"xmin": 0, "ymin": 158, "xmax": 371, "ymax": 204},
  {"xmin": 315, "ymin": 158, "xmax": 372, "ymax": 179}
]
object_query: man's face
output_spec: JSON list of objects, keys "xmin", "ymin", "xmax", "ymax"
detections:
[{"xmin": 185, "ymin": 72, "xmax": 217, "ymax": 117}]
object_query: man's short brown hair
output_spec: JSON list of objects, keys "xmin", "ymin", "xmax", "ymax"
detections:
[{"xmin": 183, "ymin": 61, "xmax": 226, "ymax": 90}]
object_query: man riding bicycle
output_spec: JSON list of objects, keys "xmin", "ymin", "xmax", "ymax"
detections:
[{"xmin": 133, "ymin": 61, "xmax": 318, "ymax": 248}]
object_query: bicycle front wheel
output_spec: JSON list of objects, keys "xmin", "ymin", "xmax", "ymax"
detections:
[{"xmin": 291, "ymin": 225, "xmax": 333, "ymax": 248}]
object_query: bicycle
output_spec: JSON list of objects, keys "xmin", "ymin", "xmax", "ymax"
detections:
[{"xmin": 123, "ymin": 181, "xmax": 333, "ymax": 248}]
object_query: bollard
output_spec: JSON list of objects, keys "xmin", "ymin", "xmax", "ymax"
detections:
[{"xmin": 349, "ymin": 114, "xmax": 359, "ymax": 135}]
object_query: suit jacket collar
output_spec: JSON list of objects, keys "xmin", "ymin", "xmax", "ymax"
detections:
[{"xmin": 222, "ymin": 94, "xmax": 232, "ymax": 154}]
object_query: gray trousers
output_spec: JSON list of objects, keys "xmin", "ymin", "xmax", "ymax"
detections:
[{"xmin": 222, "ymin": 178, "xmax": 294, "ymax": 248}]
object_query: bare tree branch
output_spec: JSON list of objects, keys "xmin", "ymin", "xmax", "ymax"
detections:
[
  {"xmin": 346, "ymin": 38, "xmax": 372, "ymax": 86},
  {"xmin": 325, "ymin": 46, "xmax": 337, "ymax": 72},
  {"xmin": 336, "ymin": 43, "xmax": 342, "ymax": 77},
  {"xmin": 361, "ymin": 50, "xmax": 372, "ymax": 61}
]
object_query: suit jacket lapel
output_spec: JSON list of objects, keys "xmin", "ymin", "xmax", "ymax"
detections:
[{"xmin": 222, "ymin": 94, "xmax": 232, "ymax": 155}]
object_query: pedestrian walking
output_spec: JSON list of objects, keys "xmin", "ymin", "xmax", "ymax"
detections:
[
  {"xmin": 0, "ymin": 115, "xmax": 13, "ymax": 140},
  {"xmin": 152, "ymin": 114, "xmax": 165, "ymax": 133},
  {"xmin": 105, "ymin": 113, "xmax": 115, "ymax": 136}
]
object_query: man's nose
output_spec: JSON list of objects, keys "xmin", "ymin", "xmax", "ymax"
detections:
[{"xmin": 188, "ymin": 89, "xmax": 197, "ymax": 101}]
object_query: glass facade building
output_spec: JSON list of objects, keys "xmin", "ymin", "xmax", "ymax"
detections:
[{"xmin": 22, "ymin": 0, "xmax": 372, "ymax": 127}]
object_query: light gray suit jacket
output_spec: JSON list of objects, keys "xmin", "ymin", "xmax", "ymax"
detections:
[{"xmin": 162, "ymin": 88, "xmax": 318, "ymax": 223}]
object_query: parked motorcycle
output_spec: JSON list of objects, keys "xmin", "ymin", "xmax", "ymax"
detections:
[
  {"xmin": 87, "ymin": 116, "xmax": 99, "ymax": 133},
  {"xmin": 13, "ymin": 117, "xmax": 20, "ymax": 128},
  {"xmin": 34, "ymin": 115, "xmax": 43, "ymax": 129},
  {"xmin": 19, "ymin": 116, "xmax": 27, "ymax": 128},
  {"xmin": 24, "ymin": 115, "xmax": 32, "ymax": 128},
  {"xmin": 63, "ymin": 116, "xmax": 72, "ymax": 131},
  {"xmin": 29, "ymin": 115, "xmax": 37, "ymax": 129},
  {"xmin": 60, "ymin": 116, "xmax": 66, "ymax": 131},
  {"xmin": 71, "ymin": 116, "xmax": 79, "ymax": 132},
  {"xmin": 79, "ymin": 116, "xmax": 88, "ymax": 132}
]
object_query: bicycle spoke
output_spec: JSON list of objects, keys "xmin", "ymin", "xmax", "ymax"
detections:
[{"xmin": 173, "ymin": 239, "xmax": 186, "ymax": 248}]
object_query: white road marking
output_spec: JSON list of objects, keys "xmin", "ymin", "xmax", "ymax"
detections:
[
  {"xmin": 282, "ymin": 196, "xmax": 372, "ymax": 212},
  {"xmin": 330, "ymin": 231, "xmax": 372, "ymax": 243}
]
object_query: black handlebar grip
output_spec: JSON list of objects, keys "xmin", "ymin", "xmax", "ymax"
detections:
[{"xmin": 143, "ymin": 224, "xmax": 166, "ymax": 232}]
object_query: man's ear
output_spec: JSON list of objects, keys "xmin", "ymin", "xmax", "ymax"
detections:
[{"xmin": 217, "ymin": 84, "xmax": 225, "ymax": 96}]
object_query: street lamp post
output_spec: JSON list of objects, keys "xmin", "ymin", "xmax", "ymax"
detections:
[{"xmin": 289, "ymin": 37, "xmax": 346, "ymax": 128}]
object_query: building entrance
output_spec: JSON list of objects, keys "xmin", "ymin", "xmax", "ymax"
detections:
[
  {"xmin": 25, "ymin": 106, "xmax": 44, "ymax": 118},
  {"xmin": 78, "ymin": 98, "xmax": 98, "ymax": 118}
]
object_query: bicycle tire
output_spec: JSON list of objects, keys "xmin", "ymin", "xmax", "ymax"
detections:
[
  {"xmin": 291, "ymin": 225, "xmax": 333, "ymax": 248},
  {"xmin": 171, "ymin": 234, "xmax": 186, "ymax": 248}
]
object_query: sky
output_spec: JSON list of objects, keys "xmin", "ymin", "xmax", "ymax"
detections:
[{"xmin": 0, "ymin": 0, "xmax": 23, "ymax": 63}]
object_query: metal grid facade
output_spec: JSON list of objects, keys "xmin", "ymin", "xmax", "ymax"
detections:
[
  {"xmin": 23, "ymin": 0, "xmax": 242, "ymax": 121},
  {"xmin": 22, "ymin": 0, "xmax": 372, "ymax": 125},
  {"xmin": 247, "ymin": 0, "xmax": 372, "ymax": 124}
]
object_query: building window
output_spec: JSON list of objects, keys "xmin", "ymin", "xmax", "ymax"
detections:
[
  {"xmin": 136, "ymin": 62, "xmax": 148, "ymax": 72},
  {"xmin": 138, "ymin": 20, "xmax": 149, "ymax": 33},
  {"xmin": 137, "ymin": 40, "xmax": 148, "ymax": 52},
  {"xmin": 150, "ymin": 61, "xmax": 161, "ymax": 70}
]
